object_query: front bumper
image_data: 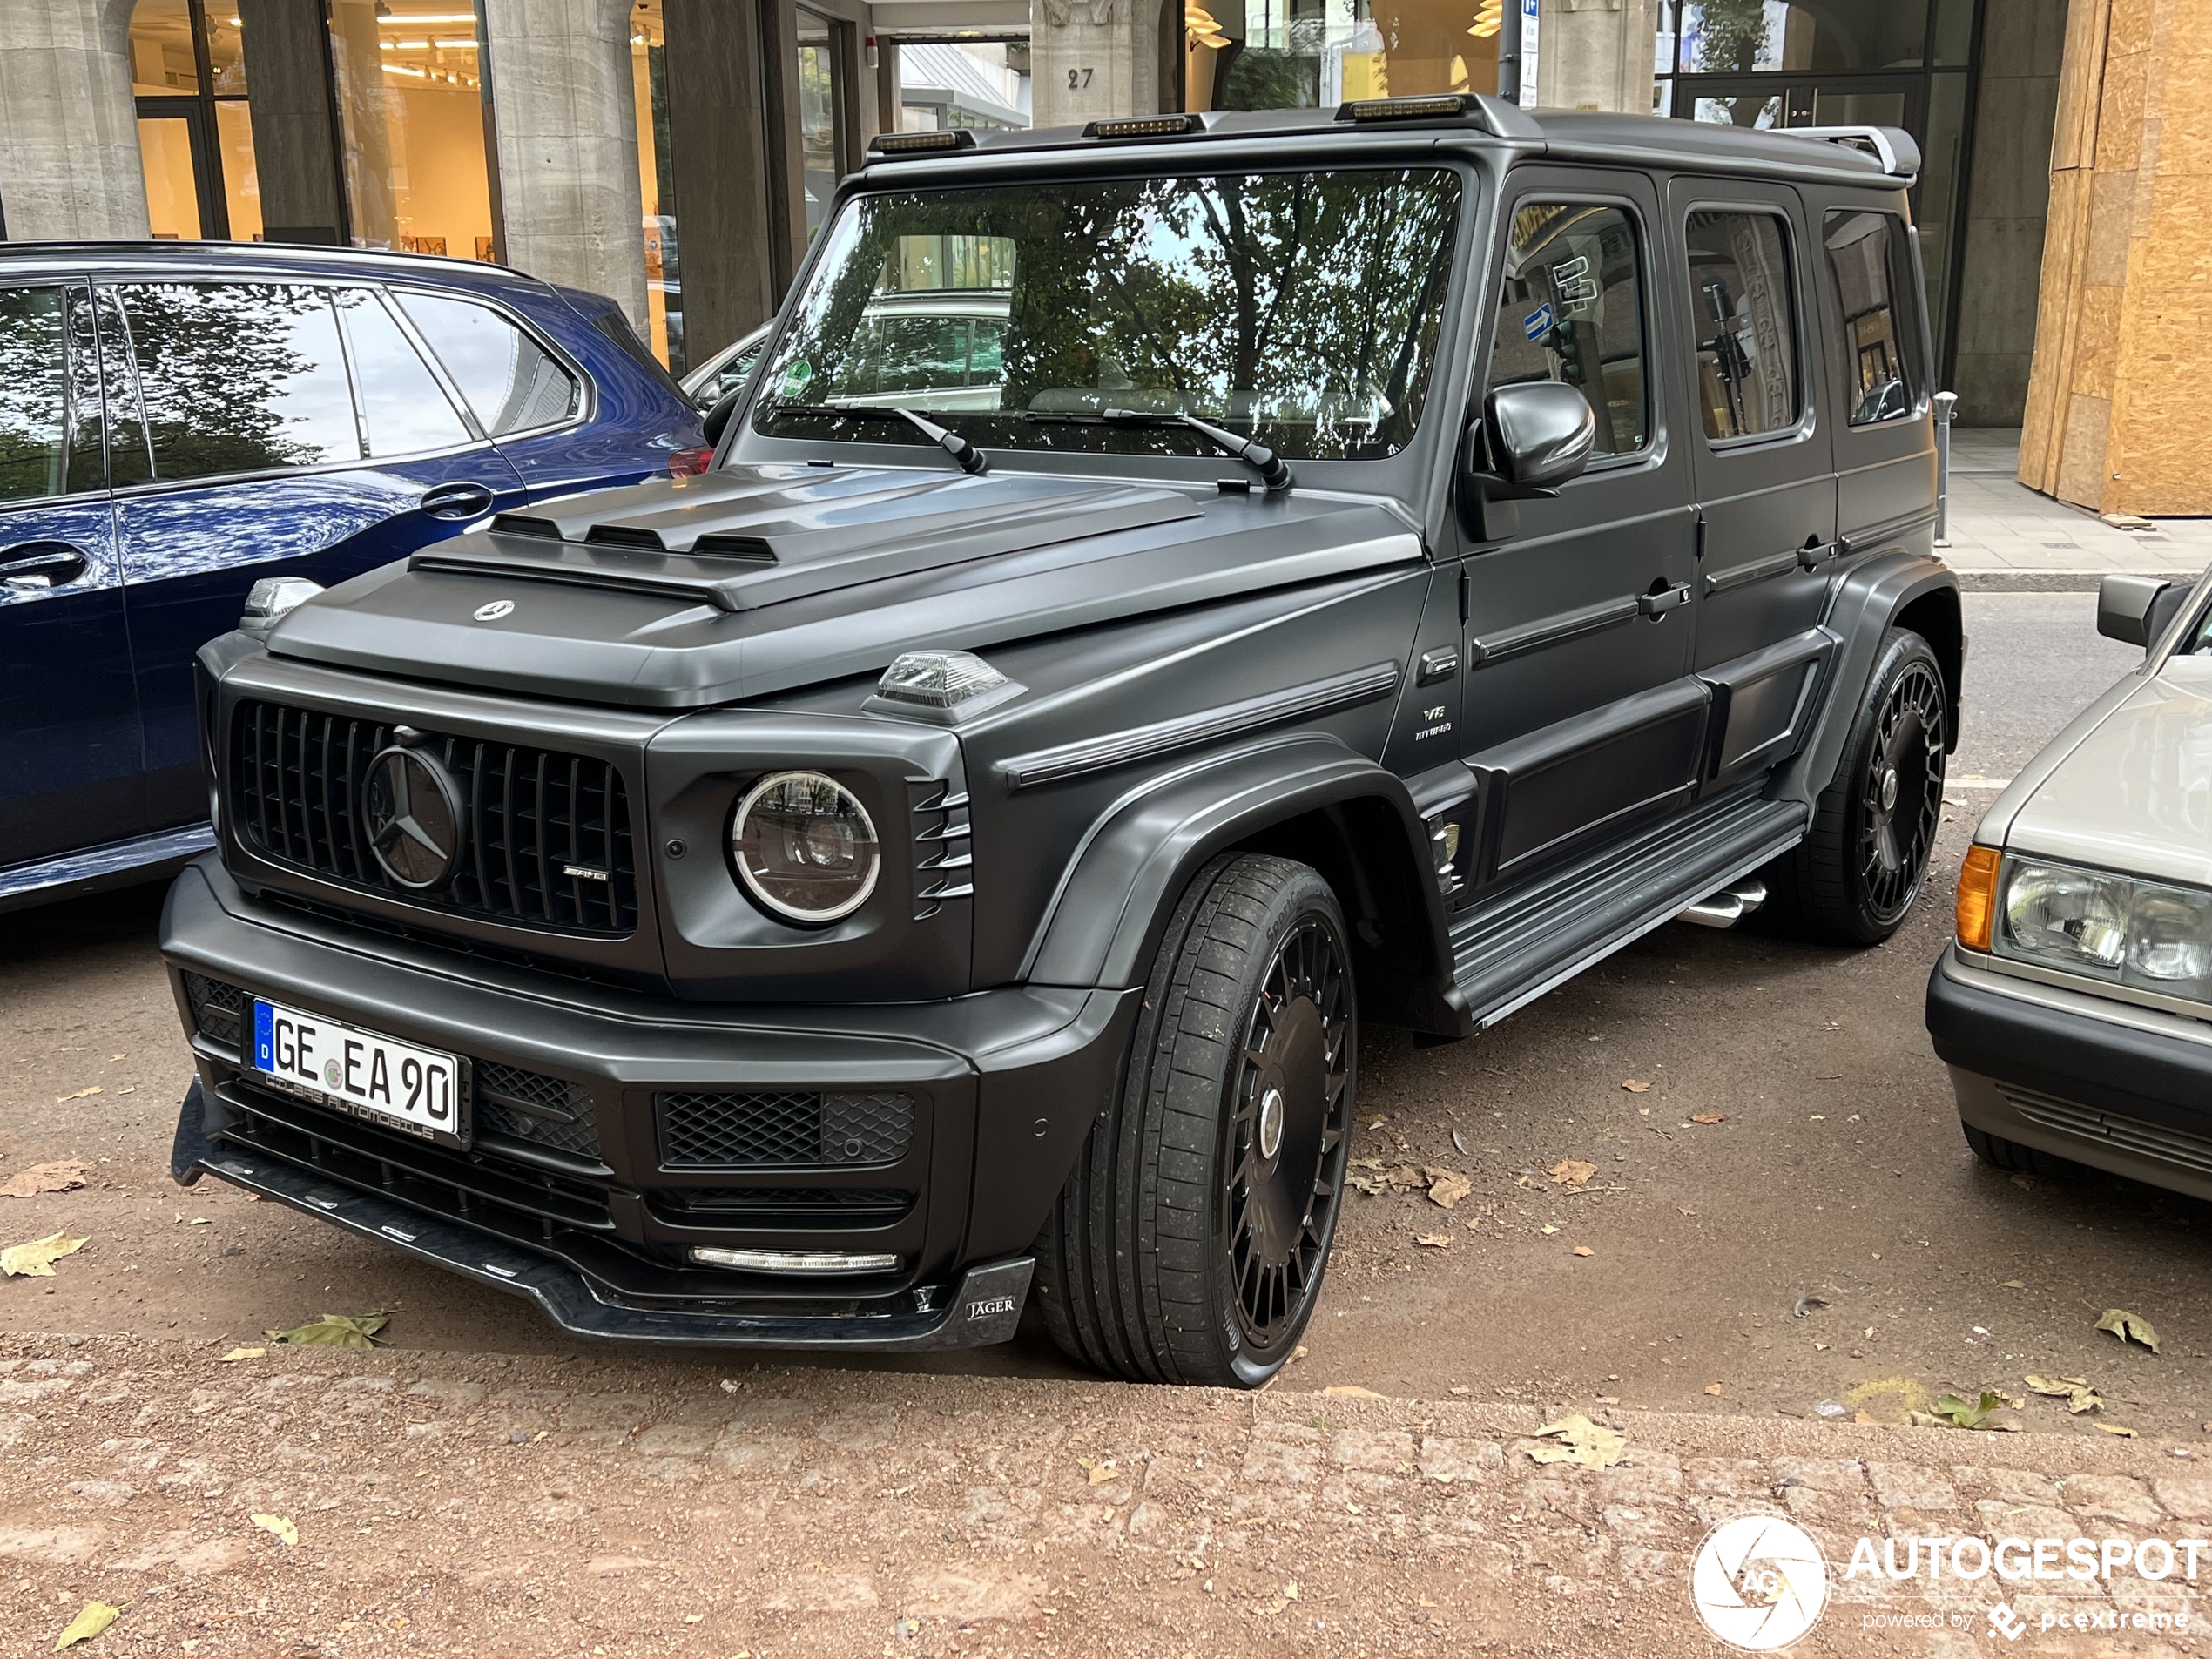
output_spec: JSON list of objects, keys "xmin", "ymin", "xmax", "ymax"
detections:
[
  {"xmin": 1927, "ymin": 943, "xmax": 2212, "ymax": 1199},
  {"xmin": 162, "ymin": 856, "xmax": 1140, "ymax": 1346}
]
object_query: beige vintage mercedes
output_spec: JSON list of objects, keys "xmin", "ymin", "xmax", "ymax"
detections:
[{"xmin": 1929, "ymin": 573, "xmax": 2212, "ymax": 1193}]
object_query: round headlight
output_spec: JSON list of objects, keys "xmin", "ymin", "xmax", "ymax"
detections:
[
  {"xmin": 2128, "ymin": 885, "xmax": 2212, "ymax": 983},
  {"xmin": 2002, "ymin": 860, "xmax": 2128, "ymax": 970},
  {"xmin": 730, "ymin": 771, "xmax": 880, "ymax": 923}
]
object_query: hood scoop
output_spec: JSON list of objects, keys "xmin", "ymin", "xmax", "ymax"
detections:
[{"xmin": 421, "ymin": 464, "xmax": 1200, "ymax": 611}]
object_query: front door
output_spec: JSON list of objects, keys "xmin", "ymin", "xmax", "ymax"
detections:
[
  {"xmin": 1670, "ymin": 185, "xmax": 1839, "ymax": 786},
  {"xmin": 1456, "ymin": 170, "xmax": 1704, "ymax": 895},
  {"xmin": 0, "ymin": 281, "xmax": 143, "ymax": 872}
]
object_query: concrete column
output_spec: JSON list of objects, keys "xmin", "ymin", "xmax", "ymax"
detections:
[
  {"xmin": 663, "ymin": 0, "xmax": 781, "ymax": 354},
  {"xmin": 1029, "ymin": 0, "xmax": 1158, "ymax": 129},
  {"xmin": 1534, "ymin": 0, "xmax": 1655, "ymax": 115},
  {"xmin": 0, "ymin": 0, "xmax": 149, "ymax": 240},
  {"xmin": 481, "ymin": 0, "xmax": 649, "ymax": 330},
  {"xmin": 237, "ymin": 0, "xmax": 345, "ymax": 245}
]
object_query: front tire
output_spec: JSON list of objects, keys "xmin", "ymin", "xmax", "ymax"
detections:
[
  {"xmin": 1768, "ymin": 626, "xmax": 1947, "ymax": 945},
  {"xmin": 1033, "ymin": 853, "xmax": 1356, "ymax": 1386}
]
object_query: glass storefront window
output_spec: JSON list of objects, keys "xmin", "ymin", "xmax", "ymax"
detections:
[
  {"xmin": 1189, "ymin": 0, "xmax": 1501, "ymax": 111},
  {"xmin": 797, "ymin": 12, "xmax": 844, "ymax": 242},
  {"xmin": 631, "ymin": 0, "xmax": 682, "ymax": 372},
  {"xmin": 130, "ymin": 0, "xmax": 200, "ymax": 93},
  {"xmin": 1670, "ymin": 0, "xmax": 1931, "ymax": 75},
  {"xmin": 130, "ymin": 0, "xmax": 261, "ymax": 241},
  {"xmin": 213, "ymin": 100, "xmax": 263, "ymax": 240},
  {"xmin": 326, "ymin": 0, "xmax": 496, "ymax": 257},
  {"xmin": 137, "ymin": 115, "xmax": 204, "ymax": 239}
]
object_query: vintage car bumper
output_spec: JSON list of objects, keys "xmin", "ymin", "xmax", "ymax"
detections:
[
  {"xmin": 1927, "ymin": 943, "xmax": 2212, "ymax": 1200},
  {"xmin": 160, "ymin": 856, "xmax": 1139, "ymax": 1347}
]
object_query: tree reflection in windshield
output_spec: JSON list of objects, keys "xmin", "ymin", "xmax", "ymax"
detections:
[{"xmin": 755, "ymin": 168, "xmax": 1462, "ymax": 462}]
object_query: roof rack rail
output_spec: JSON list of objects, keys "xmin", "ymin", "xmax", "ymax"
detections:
[
  {"xmin": 1786, "ymin": 125, "xmax": 1919, "ymax": 180},
  {"xmin": 1333, "ymin": 91, "xmax": 1542, "ymax": 141}
]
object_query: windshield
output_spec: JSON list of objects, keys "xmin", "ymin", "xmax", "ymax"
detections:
[{"xmin": 749, "ymin": 168, "xmax": 1464, "ymax": 462}]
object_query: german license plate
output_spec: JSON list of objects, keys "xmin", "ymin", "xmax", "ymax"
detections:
[{"xmin": 250, "ymin": 999, "xmax": 469, "ymax": 1145}]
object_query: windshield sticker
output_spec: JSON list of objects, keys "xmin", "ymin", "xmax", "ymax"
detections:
[
  {"xmin": 1522, "ymin": 302, "xmax": 1554, "ymax": 342},
  {"xmin": 779, "ymin": 360, "xmax": 813, "ymax": 398}
]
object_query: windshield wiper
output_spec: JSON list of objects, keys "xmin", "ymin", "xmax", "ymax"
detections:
[
  {"xmin": 759, "ymin": 402, "xmax": 988, "ymax": 475},
  {"xmin": 1100, "ymin": 408, "xmax": 1293, "ymax": 492}
]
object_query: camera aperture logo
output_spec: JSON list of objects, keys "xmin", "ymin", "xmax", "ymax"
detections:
[{"xmin": 1691, "ymin": 1513, "xmax": 1831, "ymax": 1650}]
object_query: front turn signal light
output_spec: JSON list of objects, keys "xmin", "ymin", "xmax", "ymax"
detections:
[{"xmin": 1956, "ymin": 844, "xmax": 2000, "ymax": 952}]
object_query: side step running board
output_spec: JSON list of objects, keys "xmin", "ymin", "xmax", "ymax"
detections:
[
  {"xmin": 1678, "ymin": 880, "xmax": 1769, "ymax": 930},
  {"xmin": 1449, "ymin": 789, "xmax": 1807, "ymax": 1031}
]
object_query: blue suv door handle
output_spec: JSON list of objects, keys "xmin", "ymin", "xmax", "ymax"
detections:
[
  {"xmin": 419, "ymin": 482, "xmax": 499, "ymax": 521},
  {"xmin": 0, "ymin": 541, "xmax": 90, "ymax": 590}
]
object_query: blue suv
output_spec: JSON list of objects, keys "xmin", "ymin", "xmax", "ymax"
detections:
[{"xmin": 0, "ymin": 244, "xmax": 704, "ymax": 910}]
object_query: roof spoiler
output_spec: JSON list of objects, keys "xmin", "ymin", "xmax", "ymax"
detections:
[{"xmin": 1787, "ymin": 125, "xmax": 1920, "ymax": 181}]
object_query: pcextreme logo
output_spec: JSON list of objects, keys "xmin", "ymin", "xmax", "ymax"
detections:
[{"xmin": 1689, "ymin": 1513, "xmax": 1831, "ymax": 1650}]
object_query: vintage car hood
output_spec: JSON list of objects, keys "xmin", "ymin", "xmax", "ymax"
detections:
[
  {"xmin": 1998, "ymin": 655, "xmax": 2212, "ymax": 889},
  {"xmin": 265, "ymin": 462, "xmax": 1425, "ymax": 709}
]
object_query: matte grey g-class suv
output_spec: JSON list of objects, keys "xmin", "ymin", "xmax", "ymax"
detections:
[{"xmin": 163, "ymin": 97, "xmax": 1959, "ymax": 1387}]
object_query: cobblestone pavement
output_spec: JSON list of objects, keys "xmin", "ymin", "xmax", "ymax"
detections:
[
  {"xmin": 1940, "ymin": 429, "xmax": 2211, "ymax": 587},
  {"xmin": 3, "ymin": 1334, "xmax": 2211, "ymax": 1658}
]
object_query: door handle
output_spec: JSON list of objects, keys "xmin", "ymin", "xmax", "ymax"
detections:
[
  {"xmin": 0, "ymin": 541, "xmax": 90, "ymax": 590},
  {"xmin": 1797, "ymin": 534, "xmax": 1835, "ymax": 570},
  {"xmin": 419, "ymin": 482, "xmax": 498, "ymax": 521},
  {"xmin": 1638, "ymin": 581, "xmax": 1693, "ymax": 619}
]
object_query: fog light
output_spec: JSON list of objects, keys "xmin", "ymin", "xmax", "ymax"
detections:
[{"xmin": 690, "ymin": 1246, "xmax": 900, "ymax": 1274}]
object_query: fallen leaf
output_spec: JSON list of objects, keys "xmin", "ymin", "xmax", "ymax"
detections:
[
  {"xmin": 1, "ymin": 1232, "xmax": 87, "ymax": 1278},
  {"xmin": 2001, "ymin": 1279, "xmax": 2027, "ymax": 1289},
  {"xmin": 1321, "ymin": 1386, "xmax": 1384, "ymax": 1399},
  {"xmin": 1527, "ymin": 1414, "xmax": 1625, "ymax": 1470},
  {"xmin": 266, "ymin": 1313, "xmax": 388, "ymax": 1349},
  {"xmin": 1414, "ymin": 1232, "xmax": 1453, "ymax": 1249},
  {"xmin": 2024, "ymin": 1374, "xmax": 2102, "ymax": 1413},
  {"xmin": 1703, "ymin": 1382, "xmax": 1723, "ymax": 1395},
  {"xmin": 53, "ymin": 1602, "xmax": 123, "ymax": 1649},
  {"xmin": 2094, "ymin": 1421, "xmax": 2138, "ymax": 1438},
  {"xmin": 1076, "ymin": 1456, "xmax": 1119, "ymax": 1487},
  {"xmin": 56, "ymin": 1087, "xmax": 102, "ymax": 1103},
  {"xmin": 218, "ymin": 1347, "xmax": 266, "ymax": 1363},
  {"xmin": 1281, "ymin": 1580, "xmax": 1299, "ymax": 1601},
  {"xmin": 1426, "ymin": 1171, "xmax": 1472, "ymax": 1210},
  {"xmin": 1853, "ymin": 1410, "xmax": 1880, "ymax": 1426},
  {"xmin": 1689, "ymin": 1113, "xmax": 1727, "ymax": 1126},
  {"xmin": 1915, "ymin": 1390, "xmax": 2004, "ymax": 1430},
  {"xmin": 2097, "ymin": 1308, "xmax": 2161, "ymax": 1353},
  {"xmin": 1572, "ymin": 1246, "xmax": 1595, "ymax": 1258},
  {"xmin": 1548, "ymin": 1159, "xmax": 1596, "ymax": 1189},
  {"xmin": 0, "ymin": 1161, "xmax": 89, "ymax": 1198},
  {"xmin": 1621, "ymin": 1080, "xmax": 1650, "ymax": 1093},
  {"xmin": 251, "ymin": 1513, "xmax": 298, "ymax": 1547},
  {"xmin": 1540, "ymin": 1224, "xmax": 1559, "ymax": 1236}
]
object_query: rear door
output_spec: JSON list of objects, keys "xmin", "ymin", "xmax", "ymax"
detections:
[
  {"xmin": 0, "ymin": 280, "xmax": 143, "ymax": 870},
  {"xmin": 1455, "ymin": 169, "xmax": 1706, "ymax": 894},
  {"xmin": 1670, "ymin": 184, "xmax": 1839, "ymax": 788},
  {"xmin": 1815, "ymin": 198, "xmax": 1937, "ymax": 565},
  {"xmin": 105, "ymin": 276, "xmax": 526, "ymax": 831}
]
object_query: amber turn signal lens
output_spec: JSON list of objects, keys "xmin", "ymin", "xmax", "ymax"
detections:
[{"xmin": 1956, "ymin": 844, "xmax": 2000, "ymax": 951}]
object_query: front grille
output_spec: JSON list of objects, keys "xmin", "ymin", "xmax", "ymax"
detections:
[
  {"xmin": 230, "ymin": 700, "xmax": 637, "ymax": 936},
  {"xmin": 2004, "ymin": 1083, "xmax": 2212, "ymax": 1178},
  {"xmin": 658, "ymin": 1090, "xmax": 914, "ymax": 1169},
  {"xmin": 183, "ymin": 973, "xmax": 248, "ymax": 1051},
  {"xmin": 474, "ymin": 1062, "xmax": 604, "ymax": 1163}
]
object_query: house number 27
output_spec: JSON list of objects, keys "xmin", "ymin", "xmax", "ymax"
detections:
[{"xmin": 1067, "ymin": 67, "xmax": 1094, "ymax": 89}]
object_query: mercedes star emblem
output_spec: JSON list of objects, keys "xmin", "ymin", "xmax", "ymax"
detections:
[
  {"xmin": 474, "ymin": 598, "xmax": 516, "ymax": 622},
  {"xmin": 363, "ymin": 745, "xmax": 462, "ymax": 889}
]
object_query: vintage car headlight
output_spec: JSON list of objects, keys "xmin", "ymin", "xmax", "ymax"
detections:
[
  {"xmin": 730, "ymin": 770, "xmax": 880, "ymax": 923},
  {"xmin": 1996, "ymin": 856, "xmax": 2212, "ymax": 1000}
]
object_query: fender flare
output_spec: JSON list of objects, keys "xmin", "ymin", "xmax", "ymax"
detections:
[
  {"xmin": 1022, "ymin": 733, "xmax": 1467, "ymax": 1032},
  {"xmin": 1776, "ymin": 551, "xmax": 1962, "ymax": 803}
]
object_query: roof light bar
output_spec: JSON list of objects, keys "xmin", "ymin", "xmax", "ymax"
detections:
[
  {"xmin": 1337, "ymin": 92, "xmax": 1474, "ymax": 123},
  {"xmin": 868, "ymin": 128, "xmax": 976, "ymax": 158},
  {"xmin": 1086, "ymin": 113, "xmax": 1205, "ymax": 140}
]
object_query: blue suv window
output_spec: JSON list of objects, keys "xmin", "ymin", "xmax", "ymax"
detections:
[
  {"xmin": 110, "ymin": 281, "xmax": 361, "ymax": 483},
  {"xmin": 0, "ymin": 287, "xmax": 70, "ymax": 502},
  {"xmin": 394, "ymin": 292, "xmax": 578, "ymax": 435},
  {"xmin": 331, "ymin": 287, "xmax": 472, "ymax": 456}
]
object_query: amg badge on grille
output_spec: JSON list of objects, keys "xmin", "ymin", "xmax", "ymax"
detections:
[{"xmin": 562, "ymin": 864, "xmax": 610, "ymax": 881}]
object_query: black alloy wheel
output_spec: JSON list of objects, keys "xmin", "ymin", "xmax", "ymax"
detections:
[
  {"xmin": 1032, "ymin": 853, "xmax": 1358, "ymax": 1387},
  {"xmin": 1859, "ymin": 654, "xmax": 1946, "ymax": 926}
]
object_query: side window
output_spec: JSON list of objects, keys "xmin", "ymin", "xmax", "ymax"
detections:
[
  {"xmin": 1824, "ymin": 210, "xmax": 1917, "ymax": 426},
  {"xmin": 333, "ymin": 288, "xmax": 472, "ymax": 456},
  {"xmin": 1487, "ymin": 201, "xmax": 1649, "ymax": 459},
  {"xmin": 0, "ymin": 287, "xmax": 71, "ymax": 503},
  {"xmin": 111, "ymin": 281, "xmax": 361, "ymax": 482},
  {"xmin": 395, "ymin": 293, "xmax": 580, "ymax": 435},
  {"xmin": 1684, "ymin": 210, "xmax": 1801, "ymax": 441}
]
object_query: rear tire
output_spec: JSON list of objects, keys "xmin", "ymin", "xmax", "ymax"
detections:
[
  {"xmin": 1032, "ymin": 853, "xmax": 1356, "ymax": 1387},
  {"xmin": 1962, "ymin": 1121, "xmax": 2081, "ymax": 1180},
  {"xmin": 1766, "ymin": 626, "xmax": 1947, "ymax": 946}
]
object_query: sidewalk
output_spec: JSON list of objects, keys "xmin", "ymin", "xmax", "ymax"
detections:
[
  {"xmin": 1940, "ymin": 428, "xmax": 2210, "ymax": 591},
  {"xmin": 3, "ymin": 1332, "xmax": 2209, "ymax": 1657}
]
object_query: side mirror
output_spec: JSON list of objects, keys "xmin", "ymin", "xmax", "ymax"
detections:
[
  {"xmin": 2097, "ymin": 573, "xmax": 2173, "ymax": 648},
  {"xmin": 701, "ymin": 388, "xmax": 741, "ymax": 448},
  {"xmin": 1455, "ymin": 381, "xmax": 1597, "ymax": 541}
]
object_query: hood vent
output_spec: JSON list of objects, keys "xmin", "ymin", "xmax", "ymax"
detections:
[
  {"xmin": 489, "ymin": 514, "xmax": 560, "ymax": 539},
  {"xmin": 691, "ymin": 533, "xmax": 778, "ymax": 563},
  {"xmin": 585, "ymin": 524, "xmax": 666, "ymax": 550}
]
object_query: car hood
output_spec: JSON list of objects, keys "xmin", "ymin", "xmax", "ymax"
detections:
[
  {"xmin": 1996, "ymin": 654, "xmax": 2212, "ymax": 887},
  {"xmin": 265, "ymin": 461, "xmax": 1424, "ymax": 709}
]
